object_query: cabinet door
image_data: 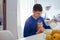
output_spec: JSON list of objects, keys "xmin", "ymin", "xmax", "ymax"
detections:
[
  {"xmin": 3, "ymin": 0, "xmax": 6, "ymax": 30},
  {"xmin": 0, "ymin": 0, "xmax": 6, "ymax": 30}
]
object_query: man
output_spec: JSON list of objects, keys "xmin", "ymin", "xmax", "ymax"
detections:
[{"xmin": 24, "ymin": 4, "xmax": 51, "ymax": 37}]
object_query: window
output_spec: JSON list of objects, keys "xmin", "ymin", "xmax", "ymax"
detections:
[{"xmin": 17, "ymin": 0, "xmax": 34, "ymax": 38}]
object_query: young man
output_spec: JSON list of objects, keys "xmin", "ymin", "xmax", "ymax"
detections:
[{"xmin": 24, "ymin": 4, "xmax": 51, "ymax": 37}]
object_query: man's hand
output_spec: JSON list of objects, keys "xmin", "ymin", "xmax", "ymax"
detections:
[{"xmin": 36, "ymin": 22, "xmax": 45, "ymax": 34}]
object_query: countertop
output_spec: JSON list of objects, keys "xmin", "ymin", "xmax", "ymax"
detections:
[{"xmin": 18, "ymin": 22, "xmax": 60, "ymax": 40}]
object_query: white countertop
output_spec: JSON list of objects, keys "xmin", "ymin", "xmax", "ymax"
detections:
[
  {"xmin": 18, "ymin": 33, "xmax": 46, "ymax": 40},
  {"xmin": 18, "ymin": 22, "xmax": 60, "ymax": 40},
  {"xmin": 53, "ymin": 22, "xmax": 60, "ymax": 30}
]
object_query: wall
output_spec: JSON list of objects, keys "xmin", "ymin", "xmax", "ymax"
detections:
[
  {"xmin": 37, "ymin": 0, "xmax": 60, "ymax": 20},
  {"xmin": 6, "ymin": 0, "xmax": 17, "ymax": 39}
]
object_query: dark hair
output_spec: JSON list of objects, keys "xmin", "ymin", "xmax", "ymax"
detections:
[{"xmin": 33, "ymin": 4, "xmax": 43, "ymax": 11}]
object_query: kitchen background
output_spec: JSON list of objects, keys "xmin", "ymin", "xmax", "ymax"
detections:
[
  {"xmin": 0, "ymin": 0, "xmax": 60, "ymax": 40},
  {"xmin": 17, "ymin": 0, "xmax": 60, "ymax": 39}
]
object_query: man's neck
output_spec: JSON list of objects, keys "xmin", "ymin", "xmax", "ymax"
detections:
[{"xmin": 32, "ymin": 15, "xmax": 39, "ymax": 19}]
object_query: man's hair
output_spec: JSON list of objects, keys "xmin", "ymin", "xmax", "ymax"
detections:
[{"xmin": 33, "ymin": 4, "xmax": 43, "ymax": 11}]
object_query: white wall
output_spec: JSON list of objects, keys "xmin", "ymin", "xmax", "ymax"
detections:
[
  {"xmin": 6, "ymin": 0, "xmax": 18, "ymax": 39},
  {"xmin": 37, "ymin": 0, "xmax": 60, "ymax": 20},
  {"xmin": 17, "ymin": 0, "xmax": 22, "ymax": 38}
]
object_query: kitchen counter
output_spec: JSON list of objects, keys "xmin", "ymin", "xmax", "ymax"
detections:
[
  {"xmin": 18, "ymin": 22, "xmax": 60, "ymax": 40},
  {"xmin": 53, "ymin": 22, "xmax": 60, "ymax": 30},
  {"xmin": 18, "ymin": 33, "xmax": 46, "ymax": 40}
]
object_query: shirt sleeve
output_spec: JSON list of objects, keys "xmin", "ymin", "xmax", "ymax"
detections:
[
  {"xmin": 42, "ymin": 18, "xmax": 51, "ymax": 29},
  {"xmin": 24, "ymin": 21, "xmax": 34, "ymax": 37}
]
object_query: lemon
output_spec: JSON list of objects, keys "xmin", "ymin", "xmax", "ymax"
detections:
[
  {"xmin": 51, "ymin": 30, "xmax": 60, "ymax": 35},
  {"xmin": 52, "ymin": 33, "xmax": 60, "ymax": 40},
  {"xmin": 46, "ymin": 32, "xmax": 52, "ymax": 40}
]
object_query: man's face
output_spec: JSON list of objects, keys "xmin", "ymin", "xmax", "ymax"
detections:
[{"xmin": 33, "ymin": 10, "xmax": 42, "ymax": 18}]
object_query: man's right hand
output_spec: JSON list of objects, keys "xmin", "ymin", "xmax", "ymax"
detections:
[{"xmin": 36, "ymin": 22, "xmax": 45, "ymax": 34}]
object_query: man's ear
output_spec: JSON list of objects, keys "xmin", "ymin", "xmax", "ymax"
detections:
[{"xmin": 33, "ymin": 10, "xmax": 35, "ymax": 13}]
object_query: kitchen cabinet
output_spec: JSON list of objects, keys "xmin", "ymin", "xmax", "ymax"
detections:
[{"xmin": 0, "ymin": 0, "xmax": 6, "ymax": 30}]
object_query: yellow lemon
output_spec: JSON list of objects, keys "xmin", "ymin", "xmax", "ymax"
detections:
[
  {"xmin": 52, "ymin": 33, "xmax": 60, "ymax": 40},
  {"xmin": 46, "ymin": 32, "xmax": 52, "ymax": 40},
  {"xmin": 51, "ymin": 30, "xmax": 60, "ymax": 35}
]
